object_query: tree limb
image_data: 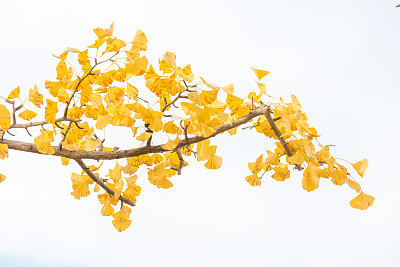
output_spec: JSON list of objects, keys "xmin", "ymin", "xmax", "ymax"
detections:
[
  {"xmin": 2, "ymin": 105, "xmax": 270, "ymax": 160},
  {"xmin": 74, "ymin": 158, "xmax": 136, "ymax": 207}
]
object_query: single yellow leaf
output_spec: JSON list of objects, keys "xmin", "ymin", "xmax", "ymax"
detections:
[
  {"xmin": 199, "ymin": 77, "xmax": 220, "ymax": 90},
  {"xmin": 113, "ymin": 180, "xmax": 124, "ymax": 199},
  {"xmin": 95, "ymin": 115, "xmax": 111, "ymax": 130},
  {"xmin": 349, "ymin": 191, "xmax": 374, "ymax": 210},
  {"xmin": 221, "ymin": 84, "xmax": 234, "ymax": 95},
  {"xmin": 251, "ymin": 67, "xmax": 270, "ymax": 80},
  {"xmin": 83, "ymin": 139, "xmax": 100, "ymax": 151},
  {"xmin": 291, "ymin": 95, "xmax": 302, "ymax": 111},
  {"xmin": 351, "ymin": 159, "xmax": 369, "ymax": 178},
  {"xmin": 256, "ymin": 82, "xmax": 266, "ymax": 94},
  {"xmin": 0, "ymin": 173, "xmax": 5, "ymax": 183},
  {"xmin": 34, "ymin": 140, "xmax": 55, "ymax": 155},
  {"xmin": 204, "ymin": 155, "xmax": 222, "ymax": 170},
  {"xmin": 45, "ymin": 99, "xmax": 58, "ymax": 124},
  {"xmin": 245, "ymin": 174, "xmax": 261, "ymax": 186},
  {"xmin": 344, "ymin": 177, "xmax": 361, "ymax": 193},
  {"xmin": 56, "ymin": 60, "xmax": 68, "ymax": 80},
  {"xmin": 7, "ymin": 87, "xmax": 20, "ymax": 99},
  {"xmin": 131, "ymin": 29, "xmax": 148, "ymax": 51},
  {"xmin": 90, "ymin": 92, "xmax": 102, "ymax": 109},
  {"xmin": 18, "ymin": 110, "xmax": 37, "ymax": 121},
  {"xmin": 0, "ymin": 143, "xmax": 9, "ymax": 159},
  {"xmin": 94, "ymin": 184, "xmax": 100, "ymax": 192},
  {"xmin": 136, "ymin": 132, "xmax": 152, "ymax": 141},
  {"xmin": 271, "ymin": 165, "xmax": 290, "ymax": 181},
  {"xmin": 200, "ymin": 90, "xmax": 218, "ymax": 105},
  {"xmin": 302, "ymin": 165, "xmax": 320, "ymax": 192},
  {"xmin": 287, "ymin": 151, "xmax": 305, "ymax": 165},
  {"xmin": 71, "ymin": 173, "xmax": 93, "ymax": 200},
  {"xmin": 122, "ymin": 184, "xmax": 141, "ymax": 203},
  {"xmin": 0, "ymin": 104, "xmax": 11, "ymax": 131},
  {"xmin": 112, "ymin": 216, "xmax": 132, "ymax": 232},
  {"xmin": 101, "ymin": 204, "xmax": 115, "ymax": 216},
  {"xmin": 29, "ymin": 85, "xmax": 43, "ymax": 108},
  {"xmin": 161, "ymin": 137, "xmax": 180, "ymax": 151},
  {"xmin": 126, "ymin": 82, "xmax": 138, "ymax": 99},
  {"xmin": 61, "ymin": 157, "xmax": 70, "ymax": 166}
]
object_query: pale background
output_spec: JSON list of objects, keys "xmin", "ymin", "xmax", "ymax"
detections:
[{"xmin": 0, "ymin": 0, "xmax": 399, "ymax": 266}]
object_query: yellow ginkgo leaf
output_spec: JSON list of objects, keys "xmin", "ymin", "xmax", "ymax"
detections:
[
  {"xmin": 349, "ymin": 191, "xmax": 374, "ymax": 210},
  {"xmin": 93, "ymin": 23, "xmax": 114, "ymax": 39},
  {"xmin": 221, "ymin": 84, "xmax": 234, "ymax": 95},
  {"xmin": 248, "ymin": 154, "xmax": 263, "ymax": 174},
  {"xmin": 94, "ymin": 184, "xmax": 100, "ymax": 192},
  {"xmin": 113, "ymin": 180, "xmax": 124, "ymax": 199},
  {"xmin": 161, "ymin": 137, "xmax": 180, "ymax": 151},
  {"xmin": 0, "ymin": 104, "xmax": 11, "ymax": 131},
  {"xmin": 136, "ymin": 132, "xmax": 152, "ymax": 141},
  {"xmin": 34, "ymin": 140, "xmax": 55, "ymax": 155},
  {"xmin": 265, "ymin": 151, "xmax": 280, "ymax": 166},
  {"xmin": 163, "ymin": 51, "xmax": 176, "ymax": 70},
  {"xmin": 18, "ymin": 110, "xmax": 37, "ymax": 121},
  {"xmin": 90, "ymin": 92, "xmax": 102, "ymax": 109},
  {"xmin": 45, "ymin": 99, "xmax": 58, "ymax": 124},
  {"xmin": 257, "ymin": 82, "xmax": 266, "ymax": 94},
  {"xmin": 29, "ymin": 85, "xmax": 43, "ymax": 108},
  {"xmin": 101, "ymin": 204, "xmax": 115, "ymax": 216},
  {"xmin": 271, "ymin": 165, "xmax": 290, "ymax": 181},
  {"xmin": 163, "ymin": 121, "xmax": 182, "ymax": 135},
  {"xmin": 83, "ymin": 139, "xmax": 100, "ymax": 151},
  {"xmin": 204, "ymin": 155, "xmax": 222, "ymax": 170},
  {"xmin": 351, "ymin": 159, "xmax": 369, "ymax": 178},
  {"xmin": 112, "ymin": 216, "xmax": 132, "ymax": 232},
  {"xmin": 61, "ymin": 157, "xmax": 70, "ymax": 166},
  {"xmin": 95, "ymin": 115, "xmax": 111, "ymax": 130},
  {"xmin": 7, "ymin": 86, "xmax": 20, "ymax": 99},
  {"xmin": 287, "ymin": 151, "xmax": 305, "ymax": 165},
  {"xmin": 199, "ymin": 77, "xmax": 220, "ymax": 90},
  {"xmin": 302, "ymin": 165, "xmax": 320, "ymax": 192},
  {"xmin": 200, "ymin": 90, "xmax": 218, "ymax": 105},
  {"xmin": 0, "ymin": 143, "xmax": 9, "ymax": 159},
  {"xmin": 245, "ymin": 174, "xmax": 261, "ymax": 186},
  {"xmin": 0, "ymin": 173, "xmax": 5, "ymax": 183},
  {"xmin": 344, "ymin": 177, "xmax": 361, "ymax": 193},
  {"xmin": 131, "ymin": 29, "xmax": 148, "ymax": 51},
  {"xmin": 126, "ymin": 82, "xmax": 138, "ymax": 99},
  {"xmin": 56, "ymin": 60, "xmax": 68, "ymax": 80},
  {"xmin": 251, "ymin": 67, "xmax": 270, "ymax": 80},
  {"xmin": 122, "ymin": 184, "xmax": 141, "ymax": 203},
  {"xmin": 291, "ymin": 95, "xmax": 302, "ymax": 111},
  {"xmin": 71, "ymin": 173, "xmax": 93, "ymax": 200}
]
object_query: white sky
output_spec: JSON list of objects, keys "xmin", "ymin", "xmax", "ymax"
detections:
[{"xmin": 0, "ymin": 0, "xmax": 399, "ymax": 266}]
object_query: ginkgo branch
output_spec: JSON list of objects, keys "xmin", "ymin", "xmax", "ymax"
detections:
[
  {"xmin": 263, "ymin": 106, "xmax": 303, "ymax": 171},
  {"xmin": 161, "ymin": 89, "xmax": 187, "ymax": 112},
  {"xmin": 2, "ymin": 105, "xmax": 270, "ymax": 160},
  {"xmin": 175, "ymin": 149, "xmax": 185, "ymax": 175},
  {"xmin": 74, "ymin": 158, "xmax": 136, "ymax": 207},
  {"xmin": 9, "ymin": 117, "xmax": 80, "ymax": 129}
]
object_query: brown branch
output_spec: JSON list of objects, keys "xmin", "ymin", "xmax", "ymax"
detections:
[
  {"xmin": 59, "ymin": 122, "xmax": 73, "ymax": 149},
  {"xmin": 2, "ymin": 105, "xmax": 270, "ymax": 160},
  {"xmin": 175, "ymin": 149, "xmax": 185, "ymax": 175},
  {"xmin": 74, "ymin": 158, "xmax": 135, "ymax": 207},
  {"xmin": 264, "ymin": 107, "xmax": 303, "ymax": 170},
  {"xmin": 162, "ymin": 91, "xmax": 186, "ymax": 112},
  {"xmin": 10, "ymin": 117, "xmax": 80, "ymax": 129}
]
